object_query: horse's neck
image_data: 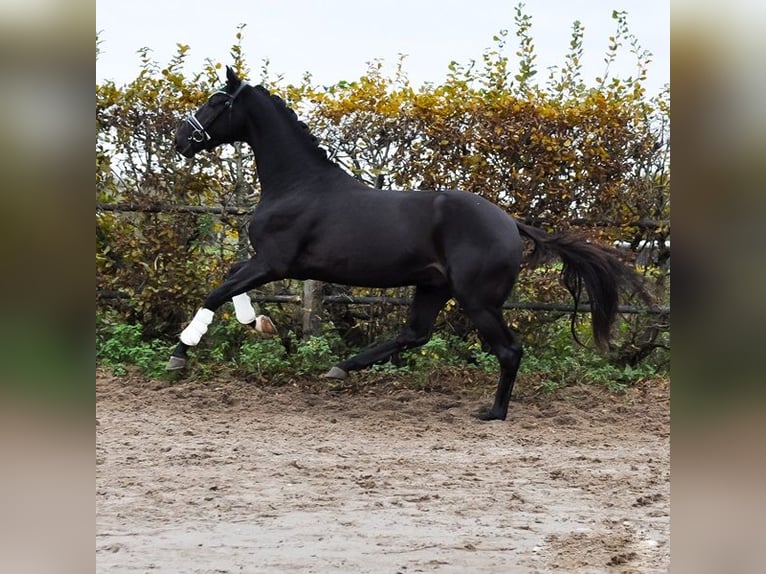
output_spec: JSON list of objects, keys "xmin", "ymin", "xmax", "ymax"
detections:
[{"xmin": 245, "ymin": 91, "xmax": 346, "ymax": 192}]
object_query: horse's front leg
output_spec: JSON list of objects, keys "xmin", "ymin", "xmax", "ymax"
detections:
[
  {"xmin": 166, "ymin": 258, "xmax": 278, "ymax": 370},
  {"xmin": 212, "ymin": 260, "xmax": 278, "ymax": 333}
]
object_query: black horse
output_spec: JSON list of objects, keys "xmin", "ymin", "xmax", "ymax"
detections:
[{"xmin": 168, "ymin": 66, "xmax": 649, "ymax": 420}]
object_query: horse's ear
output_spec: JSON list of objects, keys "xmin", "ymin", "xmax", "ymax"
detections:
[{"xmin": 225, "ymin": 66, "xmax": 241, "ymax": 90}]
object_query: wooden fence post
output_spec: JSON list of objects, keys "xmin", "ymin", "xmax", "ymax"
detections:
[{"xmin": 302, "ymin": 279, "xmax": 323, "ymax": 339}]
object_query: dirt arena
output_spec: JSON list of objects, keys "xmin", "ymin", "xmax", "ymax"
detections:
[{"xmin": 96, "ymin": 368, "xmax": 669, "ymax": 573}]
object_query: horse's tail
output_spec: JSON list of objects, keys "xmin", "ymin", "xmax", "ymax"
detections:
[{"xmin": 516, "ymin": 221, "xmax": 653, "ymax": 350}]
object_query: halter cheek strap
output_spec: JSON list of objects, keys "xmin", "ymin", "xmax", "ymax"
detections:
[
  {"xmin": 186, "ymin": 114, "xmax": 210, "ymax": 143},
  {"xmin": 185, "ymin": 82, "xmax": 250, "ymax": 144}
]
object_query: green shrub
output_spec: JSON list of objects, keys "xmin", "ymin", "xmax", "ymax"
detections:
[
  {"xmin": 518, "ymin": 317, "xmax": 666, "ymax": 393},
  {"xmin": 97, "ymin": 322, "xmax": 170, "ymax": 378},
  {"xmin": 237, "ymin": 337, "xmax": 290, "ymax": 378},
  {"xmin": 290, "ymin": 329, "xmax": 344, "ymax": 376}
]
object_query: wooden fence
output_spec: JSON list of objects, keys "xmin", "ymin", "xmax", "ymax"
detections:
[
  {"xmin": 97, "ymin": 202, "xmax": 670, "ymax": 338},
  {"xmin": 97, "ymin": 202, "xmax": 668, "ymax": 230},
  {"xmin": 97, "ymin": 281, "xmax": 669, "ymax": 337}
]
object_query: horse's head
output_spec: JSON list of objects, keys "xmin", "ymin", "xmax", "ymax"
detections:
[{"xmin": 175, "ymin": 66, "xmax": 250, "ymax": 157}]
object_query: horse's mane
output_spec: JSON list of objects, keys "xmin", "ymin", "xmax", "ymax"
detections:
[{"xmin": 254, "ymin": 85, "xmax": 332, "ymax": 164}]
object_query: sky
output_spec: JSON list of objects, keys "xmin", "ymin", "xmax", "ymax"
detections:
[{"xmin": 96, "ymin": 0, "xmax": 669, "ymax": 97}]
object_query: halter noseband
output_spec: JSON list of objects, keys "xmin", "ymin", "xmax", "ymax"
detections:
[{"xmin": 184, "ymin": 82, "xmax": 249, "ymax": 144}]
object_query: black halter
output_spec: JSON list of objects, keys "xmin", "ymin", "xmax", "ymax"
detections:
[{"xmin": 184, "ymin": 82, "xmax": 249, "ymax": 144}]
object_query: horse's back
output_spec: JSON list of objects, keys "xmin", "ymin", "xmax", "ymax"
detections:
[{"xmin": 338, "ymin": 186, "xmax": 522, "ymax": 273}]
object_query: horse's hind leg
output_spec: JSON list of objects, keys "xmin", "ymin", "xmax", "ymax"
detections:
[
  {"xmin": 325, "ymin": 285, "xmax": 451, "ymax": 378},
  {"xmin": 167, "ymin": 257, "xmax": 277, "ymax": 370},
  {"xmin": 462, "ymin": 305, "xmax": 523, "ymax": 421}
]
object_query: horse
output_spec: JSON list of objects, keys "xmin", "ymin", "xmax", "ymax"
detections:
[{"xmin": 167, "ymin": 66, "xmax": 650, "ymax": 421}]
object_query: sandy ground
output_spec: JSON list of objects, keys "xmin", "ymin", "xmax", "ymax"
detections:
[{"xmin": 96, "ymin": 368, "xmax": 669, "ymax": 573}]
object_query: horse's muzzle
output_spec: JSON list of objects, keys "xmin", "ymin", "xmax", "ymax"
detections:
[
  {"xmin": 176, "ymin": 141, "xmax": 196, "ymax": 158},
  {"xmin": 174, "ymin": 126, "xmax": 198, "ymax": 158}
]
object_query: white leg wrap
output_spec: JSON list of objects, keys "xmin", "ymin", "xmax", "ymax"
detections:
[
  {"xmin": 180, "ymin": 308, "xmax": 214, "ymax": 346},
  {"xmin": 231, "ymin": 292, "xmax": 256, "ymax": 324}
]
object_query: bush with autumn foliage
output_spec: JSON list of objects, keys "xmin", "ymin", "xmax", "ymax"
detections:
[{"xmin": 97, "ymin": 6, "xmax": 669, "ymax": 373}]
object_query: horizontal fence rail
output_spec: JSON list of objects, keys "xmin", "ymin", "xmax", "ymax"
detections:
[
  {"xmin": 96, "ymin": 203, "xmax": 669, "ymax": 231},
  {"xmin": 97, "ymin": 203, "xmax": 251, "ymax": 216},
  {"xmin": 249, "ymin": 294, "xmax": 669, "ymax": 315},
  {"xmin": 96, "ymin": 290, "xmax": 668, "ymax": 315}
]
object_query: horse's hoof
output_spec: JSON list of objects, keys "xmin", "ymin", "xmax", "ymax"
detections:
[
  {"xmin": 166, "ymin": 356, "xmax": 187, "ymax": 371},
  {"xmin": 475, "ymin": 408, "xmax": 507, "ymax": 422},
  {"xmin": 323, "ymin": 366, "xmax": 348, "ymax": 380},
  {"xmin": 254, "ymin": 315, "xmax": 277, "ymax": 335}
]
